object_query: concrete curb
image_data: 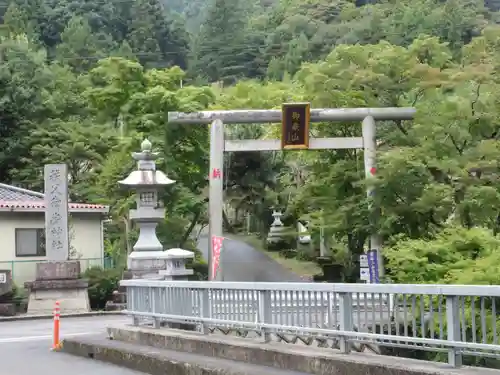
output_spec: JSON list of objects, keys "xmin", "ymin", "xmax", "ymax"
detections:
[
  {"xmin": 106, "ymin": 326, "xmax": 500, "ymax": 375},
  {"xmin": 0, "ymin": 310, "xmax": 124, "ymax": 322},
  {"xmin": 61, "ymin": 338, "xmax": 297, "ymax": 375}
]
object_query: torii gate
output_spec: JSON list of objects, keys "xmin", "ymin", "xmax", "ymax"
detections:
[{"xmin": 168, "ymin": 106, "xmax": 416, "ymax": 281}]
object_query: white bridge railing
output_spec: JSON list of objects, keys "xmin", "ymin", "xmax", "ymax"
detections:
[{"xmin": 120, "ymin": 280, "xmax": 500, "ymax": 368}]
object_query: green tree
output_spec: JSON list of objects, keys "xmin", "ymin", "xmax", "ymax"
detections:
[
  {"xmin": 56, "ymin": 16, "xmax": 116, "ymax": 72},
  {"xmin": 190, "ymin": 0, "xmax": 253, "ymax": 83},
  {"xmin": 126, "ymin": 0, "xmax": 189, "ymax": 68},
  {"xmin": 0, "ymin": 36, "xmax": 55, "ymax": 184}
]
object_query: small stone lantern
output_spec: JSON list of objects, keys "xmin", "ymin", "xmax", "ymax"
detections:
[
  {"xmin": 267, "ymin": 210, "xmax": 286, "ymax": 245},
  {"xmin": 271, "ymin": 210, "xmax": 284, "ymax": 226},
  {"xmin": 159, "ymin": 248, "xmax": 195, "ymax": 280},
  {"xmin": 118, "ymin": 138, "xmax": 175, "ymax": 278}
]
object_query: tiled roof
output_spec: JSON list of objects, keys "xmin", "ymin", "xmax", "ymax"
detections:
[
  {"xmin": 0, "ymin": 201, "xmax": 107, "ymax": 210},
  {"xmin": 0, "ymin": 183, "xmax": 108, "ymax": 213},
  {"xmin": 0, "ymin": 183, "xmax": 43, "ymax": 201}
]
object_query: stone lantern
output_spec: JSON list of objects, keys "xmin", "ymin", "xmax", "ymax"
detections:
[
  {"xmin": 118, "ymin": 138, "xmax": 175, "ymax": 278},
  {"xmin": 267, "ymin": 210, "xmax": 286, "ymax": 247},
  {"xmin": 159, "ymin": 248, "xmax": 194, "ymax": 280},
  {"xmin": 105, "ymin": 138, "xmax": 198, "ymax": 310}
]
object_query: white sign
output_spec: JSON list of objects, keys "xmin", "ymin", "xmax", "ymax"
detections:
[
  {"xmin": 359, "ymin": 254, "xmax": 368, "ymax": 268},
  {"xmin": 360, "ymin": 267, "xmax": 370, "ymax": 282},
  {"xmin": 0, "ymin": 273, "xmax": 6, "ymax": 283}
]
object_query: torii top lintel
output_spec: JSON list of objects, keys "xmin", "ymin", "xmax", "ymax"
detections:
[{"xmin": 168, "ymin": 107, "xmax": 416, "ymax": 125}]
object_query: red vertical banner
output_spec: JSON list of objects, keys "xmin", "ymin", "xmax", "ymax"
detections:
[{"xmin": 211, "ymin": 235, "xmax": 224, "ymax": 281}]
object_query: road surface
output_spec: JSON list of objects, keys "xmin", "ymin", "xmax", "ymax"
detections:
[
  {"xmin": 197, "ymin": 234, "xmax": 303, "ymax": 282},
  {"xmin": 0, "ymin": 315, "xmax": 143, "ymax": 375}
]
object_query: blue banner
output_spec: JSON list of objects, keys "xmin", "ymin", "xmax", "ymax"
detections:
[{"xmin": 367, "ymin": 249, "xmax": 379, "ymax": 284}]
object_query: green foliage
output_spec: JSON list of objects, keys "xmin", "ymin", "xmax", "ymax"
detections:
[
  {"xmin": 189, "ymin": 0, "xmax": 259, "ymax": 83},
  {"xmin": 83, "ymin": 266, "xmax": 122, "ymax": 310},
  {"xmin": 385, "ymin": 226, "xmax": 500, "ymax": 284},
  {"xmin": 190, "ymin": 259, "xmax": 209, "ymax": 281},
  {"xmin": 279, "ymin": 249, "xmax": 297, "ymax": 259},
  {"xmin": 0, "ymin": 0, "xmax": 500, "ymax": 292},
  {"xmin": 0, "ymin": 282, "xmax": 26, "ymax": 304}
]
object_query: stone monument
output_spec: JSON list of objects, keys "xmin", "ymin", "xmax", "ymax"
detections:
[
  {"xmin": 25, "ymin": 164, "xmax": 90, "ymax": 315},
  {"xmin": 0, "ymin": 270, "xmax": 15, "ymax": 316}
]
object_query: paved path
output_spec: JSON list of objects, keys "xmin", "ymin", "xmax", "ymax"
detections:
[
  {"xmin": 0, "ymin": 315, "xmax": 143, "ymax": 375},
  {"xmin": 197, "ymin": 234, "xmax": 303, "ymax": 282}
]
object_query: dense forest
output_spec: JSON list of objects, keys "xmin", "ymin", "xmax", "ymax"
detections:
[{"xmin": 1, "ymin": 0, "xmax": 500, "ymax": 290}]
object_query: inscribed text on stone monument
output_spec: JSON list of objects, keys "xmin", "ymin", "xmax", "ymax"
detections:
[{"xmin": 44, "ymin": 164, "xmax": 70, "ymax": 261}]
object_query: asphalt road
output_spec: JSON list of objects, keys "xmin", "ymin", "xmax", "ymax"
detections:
[
  {"xmin": 0, "ymin": 315, "xmax": 143, "ymax": 375},
  {"xmin": 197, "ymin": 234, "xmax": 303, "ymax": 282}
]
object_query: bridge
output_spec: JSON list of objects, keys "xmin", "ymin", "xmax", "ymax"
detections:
[{"xmin": 5, "ymin": 279, "xmax": 498, "ymax": 375}]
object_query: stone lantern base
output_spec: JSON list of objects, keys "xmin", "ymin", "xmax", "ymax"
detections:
[
  {"xmin": 105, "ymin": 248, "xmax": 195, "ymax": 311},
  {"xmin": 127, "ymin": 250, "xmax": 171, "ymax": 279},
  {"xmin": 127, "ymin": 248, "xmax": 195, "ymax": 280}
]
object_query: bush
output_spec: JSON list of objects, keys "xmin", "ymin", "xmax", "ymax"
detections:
[
  {"xmin": 189, "ymin": 259, "xmax": 208, "ymax": 280},
  {"xmin": 279, "ymin": 249, "xmax": 297, "ymax": 258},
  {"xmin": 0, "ymin": 282, "xmax": 26, "ymax": 304},
  {"xmin": 82, "ymin": 266, "xmax": 122, "ymax": 310},
  {"xmin": 266, "ymin": 237, "xmax": 295, "ymax": 251},
  {"xmin": 296, "ymin": 248, "xmax": 315, "ymax": 261},
  {"xmin": 385, "ymin": 226, "xmax": 500, "ymax": 284}
]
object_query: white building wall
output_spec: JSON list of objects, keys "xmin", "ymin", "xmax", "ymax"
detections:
[{"xmin": 0, "ymin": 212, "xmax": 105, "ymax": 287}]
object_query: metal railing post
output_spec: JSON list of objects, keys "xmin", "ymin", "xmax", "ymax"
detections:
[
  {"xmin": 339, "ymin": 292, "xmax": 353, "ymax": 353},
  {"xmin": 153, "ymin": 317, "xmax": 161, "ymax": 328},
  {"xmin": 152, "ymin": 286, "xmax": 161, "ymax": 329},
  {"xmin": 446, "ymin": 295, "xmax": 463, "ymax": 367},
  {"xmin": 199, "ymin": 289, "xmax": 210, "ymax": 334},
  {"xmin": 128, "ymin": 285, "xmax": 139, "ymax": 326},
  {"xmin": 258, "ymin": 290, "xmax": 272, "ymax": 343}
]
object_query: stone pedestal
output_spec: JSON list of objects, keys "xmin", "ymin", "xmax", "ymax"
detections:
[
  {"xmin": 128, "ymin": 251, "xmax": 171, "ymax": 279},
  {"xmin": 105, "ymin": 249, "xmax": 181, "ymax": 311},
  {"xmin": 126, "ymin": 248, "xmax": 194, "ymax": 281},
  {"xmin": 105, "ymin": 251, "xmax": 168, "ymax": 311},
  {"xmin": 25, "ymin": 261, "xmax": 90, "ymax": 315},
  {"xmin": 107, "ymin": 249, "xmax": 195, "ymax": 312},
  {"xmin": 0, "ymin": 270, "xmax": 15, "ymax": 316}
]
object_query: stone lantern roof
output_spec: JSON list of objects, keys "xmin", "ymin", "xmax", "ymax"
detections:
[
  {"xmin": 164, "ymin": 248, "xmax": 195, "ymax": 259},
  {"xmin": 118, "ymin": 138, "xmax": 175, "ymax": 187}
]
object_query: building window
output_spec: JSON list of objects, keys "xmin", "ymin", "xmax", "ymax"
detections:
[{"xmin": 15, "ymin": 228, "xmax": 46, "ymax": 257}]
